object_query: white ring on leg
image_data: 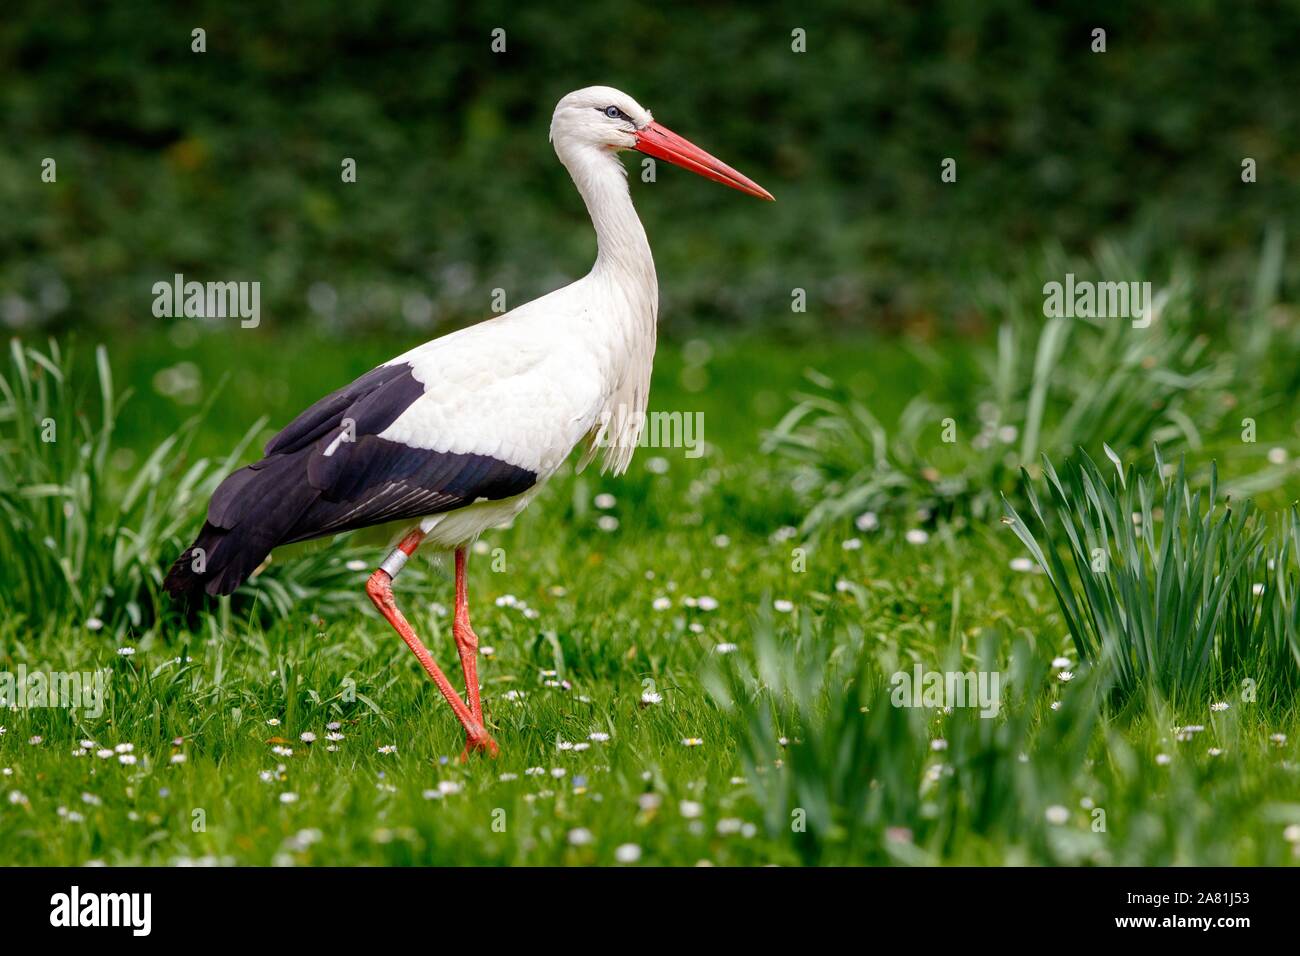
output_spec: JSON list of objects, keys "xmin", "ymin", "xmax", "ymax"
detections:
[{"xmin": 379, "ymin": 547, "xmax": 409, "ymax": 579}]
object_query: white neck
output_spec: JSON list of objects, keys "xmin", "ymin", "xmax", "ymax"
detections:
[
  {"xmin": 560, "ymin": 145, "xmax": 657, "ymax": 295},
  {"xmin": 555, "ymin": 142, "xmax": 658, "ymax": 475}
]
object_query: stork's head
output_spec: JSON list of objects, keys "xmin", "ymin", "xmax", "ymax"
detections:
[{"xmin": 550, "ymin": 86, "xmax": 773, "ymax": 201}]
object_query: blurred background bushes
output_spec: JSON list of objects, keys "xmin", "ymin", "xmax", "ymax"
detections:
[{"xmin": 2, "ymin": 0, "xmax": 1297, "ymax": 339}]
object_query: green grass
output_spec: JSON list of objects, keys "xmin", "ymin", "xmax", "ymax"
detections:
[{"xmin": 2, "ymin": 327, "xmax": 1300, "ymax": 865}]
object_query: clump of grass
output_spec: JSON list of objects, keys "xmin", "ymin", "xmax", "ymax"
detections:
[
  {"xmin": 705, "ymin": 611, "xmax": 1108, "ymax": 864},
  {"xmin": 768, "ymin": 297, "xmax": 1216, "ymax": 535},
  {"xmin": 769, "ymin": 241, "xmax": 1296, "ymax": 537},
  {"xmin": 0, "ymin": 340, "xmax": 262, "ymax": 636},
  {"xmin": 1003, "ymin": 446, "xmax": 1300, "ymax": 707}
]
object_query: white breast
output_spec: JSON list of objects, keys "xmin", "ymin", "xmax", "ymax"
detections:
[{"xmin": 378, "ymin": 289, "xmax": 607, "ymax": 480}]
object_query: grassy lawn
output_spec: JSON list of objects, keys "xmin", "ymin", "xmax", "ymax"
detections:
[{"xmin": 2, "ymin": 324, "xmax": 1299, "ymax": 866}]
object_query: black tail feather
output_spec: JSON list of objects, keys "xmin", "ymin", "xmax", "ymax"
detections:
[
  {"xmin": 163, "ymin": 522, "xmax": 234, "ymax": 598},
  {"xmin": 165, "ymin": 451, "xmax": 320, "ymax": 598}
]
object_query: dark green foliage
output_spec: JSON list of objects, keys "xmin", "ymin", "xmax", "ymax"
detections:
[{"xmin": 3, "ymin": 1, "xmax": 1298, "ymax": 334}]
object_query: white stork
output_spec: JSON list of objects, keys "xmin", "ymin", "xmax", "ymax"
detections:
[{"xmin": 165, "ymin": 86, "xmax": 773, "ymax": 759}]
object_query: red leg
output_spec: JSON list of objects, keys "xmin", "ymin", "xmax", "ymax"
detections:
[
  {"xmin": 453, "ymin": 546, "xmax": 492, "ymax": 759},
  {"xmin": 365, "ymin": 530, "xmax": 497, "ymax": 758}
]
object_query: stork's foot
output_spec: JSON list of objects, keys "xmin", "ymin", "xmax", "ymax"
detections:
[{"xmin": 460, "ymin": 729, "xmax": 499, "ymax": 762}]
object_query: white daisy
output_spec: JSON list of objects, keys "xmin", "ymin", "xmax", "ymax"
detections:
[{"xmin": 855, "ymin": 512, "xmax": 880, "ymax": 532}]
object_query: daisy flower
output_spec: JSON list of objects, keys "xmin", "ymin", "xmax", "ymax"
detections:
[{"xmin": 615, "ymin": 843, "xmax": 642, "ymax": 863}]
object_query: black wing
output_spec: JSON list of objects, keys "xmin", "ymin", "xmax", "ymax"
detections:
[{"xmin": 166, "ymin": 361, "xmax": 536, "ymax": 597}]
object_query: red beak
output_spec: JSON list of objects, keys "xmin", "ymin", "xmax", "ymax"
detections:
[{"xmin": 634, "ymin": 121, "xmax": 774, "ymax": 201}]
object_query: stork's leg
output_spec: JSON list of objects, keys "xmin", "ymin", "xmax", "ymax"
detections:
[
  {"xmin": 453, "ymin": 547, "xmax": 486, "ymax": 741},
  {"xmin": 365, "ymin": 529, "xmax": 498, "ymax": 758}
]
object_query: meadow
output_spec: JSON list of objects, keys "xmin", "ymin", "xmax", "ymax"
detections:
[
  {"xmin": 2, "ymin": 0, "xmax": 1299, "ymax": 869},
  {"xmin": 2, "ymin": 261, "xmax": 1299, "ymax": 865}
]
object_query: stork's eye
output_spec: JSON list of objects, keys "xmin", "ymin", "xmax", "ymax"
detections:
[{"xmin": 604, "ymin": 105, "xmax": 621, "ymax": 118}]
